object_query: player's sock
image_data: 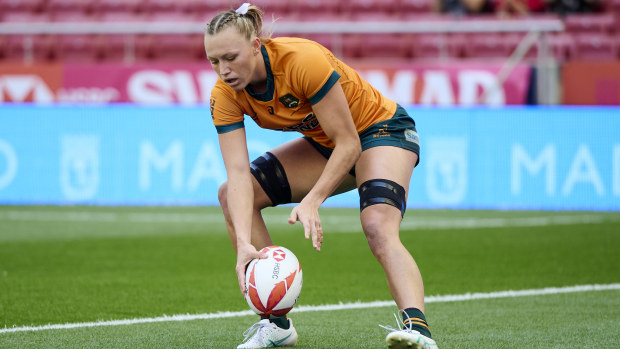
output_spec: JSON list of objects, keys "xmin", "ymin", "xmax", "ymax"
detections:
[
  {"xmin": 401, "ymin": 307, "xmax": 432, "ymax": 339},
  {"xmin": 266, "ymin": 316, "xmax": 290, "ymax": 330}
]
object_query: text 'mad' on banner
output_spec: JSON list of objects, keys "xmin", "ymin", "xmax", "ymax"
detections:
[{"xmin": 0, "ymin": 61, "xmax": 532, "ymax": 105}]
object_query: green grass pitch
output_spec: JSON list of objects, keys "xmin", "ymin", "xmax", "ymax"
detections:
[{"xmin": 1, "ymin": 206, "xmax": 619, "ymax": 348}]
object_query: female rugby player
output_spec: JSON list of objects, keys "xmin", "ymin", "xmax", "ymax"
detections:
[{"xmin": 205, "ymin": 3, "xmax": 438, "ymax": 349}]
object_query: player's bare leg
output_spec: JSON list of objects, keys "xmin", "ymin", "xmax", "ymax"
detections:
[
  {"xmin": 219, "ymin": 179, "xmax": 273, "ymax": 253},
  {"xmin": 220, "ymin": 137, "xmax": 355, "ymax": 348},
  {"xmin": 355, "ymin": 146, "xmax": 437, "ymax": 348},
  {"xmin": 355, "ymin": 146, "xmax": 422, "ymax": 309}
]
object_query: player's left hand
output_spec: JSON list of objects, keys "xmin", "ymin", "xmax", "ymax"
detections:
[{"xmin": 288, "ymin": 199, "xmax": 323, "ymax": 251}]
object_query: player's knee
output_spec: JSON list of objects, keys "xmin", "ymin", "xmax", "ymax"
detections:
[
  {"xmin": 250, "ymin": 152, "xmax": 292, "ymax": 206},
  {"xmin": 218, "ymin": 182, "xmax": 229, "ymax": 210}
]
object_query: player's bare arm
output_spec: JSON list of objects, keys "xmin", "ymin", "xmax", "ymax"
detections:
[
  {"xmin": 218, "ymin": 127, "xmax": 267, "ymax": 293},
  {"xmin": 288, "ymin": 82, "xmax": 361, "ymax": 251}
]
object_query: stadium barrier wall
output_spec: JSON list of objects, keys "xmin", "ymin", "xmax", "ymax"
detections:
[{"xmin": 1, "ymin": 104, "xmax": 619, "ymax": 210}]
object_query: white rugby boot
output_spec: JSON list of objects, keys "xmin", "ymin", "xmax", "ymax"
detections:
[
  {"xmin": 237, "ymin": 318, "xmax": 298, "ymax": 348},
  {"xmin": 380, "ymin": 313, "xmax": 438, "ymax": 349}
]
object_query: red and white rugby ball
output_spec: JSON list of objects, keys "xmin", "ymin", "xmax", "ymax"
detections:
[{"xmin": 245, "ymin": 245, "xmax": 303, "ymax": 318}]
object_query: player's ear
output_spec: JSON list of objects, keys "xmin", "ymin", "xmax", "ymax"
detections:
[{"xmin": 251, "ymin": 36, "xmax": 261, "ymax": 55}]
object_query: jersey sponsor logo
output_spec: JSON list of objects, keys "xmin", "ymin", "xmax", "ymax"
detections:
[
  {"xmin": 279, "ymin": 94, "xmax": 299, "ymax": 108},
  {"xmin": 280, "ymin": 113, "xmax": 319, "ymax": 132},
  {"xmin": 404, "ymin": 129, "xmax": 419, "ymax": 145}
]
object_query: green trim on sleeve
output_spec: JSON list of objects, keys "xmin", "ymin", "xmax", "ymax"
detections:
[
  {"xmin": 215, "ymin": 121, "xmax": 245, "ymax": 134},
  {"xmin": 309, "ymin": 71, "xmax": 341, "ymax": 105}
]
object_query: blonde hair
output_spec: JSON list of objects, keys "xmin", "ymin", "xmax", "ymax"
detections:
[{"xmin": 205, "ymin": 4, "xmax": 265, "ymax": 41}]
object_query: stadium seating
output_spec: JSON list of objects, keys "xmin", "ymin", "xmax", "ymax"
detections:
[
  {"xmin": 295, "ymin": 0, "xmax": 346, "ymax": 21},
  {"xmin": 572, "ymin": 33, "xmax": 618, "ymax": 60},
  {"xmin": 55, "ymin": 33, "xmax": 103, "ymax": 61},
  {"xmin": 0, "ymin": 0, "xmax": 46, "ymax": 17},
  {"xmin": 0, "ymin": 0, "xmax": 619, "ymax": 63},
  {"xmin": 1, "ymin": 11, "xmax": 50, "ymax": 22},
  {"xmin": 463, "ymin": 33, "xmax": 514, "ymax": 59},
  {"xmin": 260, "ymin": 0, "xmax": 296, "ymax": 18},
  {"xmin": 563, "ymin": 13, "xmax": 615, "ymax": 34},
  {"xmin": 4, "ymin": 34, "xmax": 57, "ymax": 62},
  {"xmin": 398, "ymin": 0, "xmax": 434, "ymax": 16},
  {"xmin": 148, "ymin": 33, "xmax": 205, "ymax": 62},
  {"xmin": 411, "ymin": 33, "xmax": 465, "ymax": 59},
  {"xmin": 359, "ymin": 33, "xmax": 413, "ymax": 59},
  {"xmin": 97, "ymin": 0, "xmax": 145, "ymax": 22},
  {"xmin": 345, "ymin": 0, "xmax": 396, "ymax": 21},
  {"xmin": 98, "ymin": 34, "xmax": 134, "ymax": 62}
]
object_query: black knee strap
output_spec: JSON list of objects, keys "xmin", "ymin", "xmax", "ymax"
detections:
[
  {"xmin": 359, "ymin": 179, "xmax": 407, "ymax": 217},
  {"xmin": 250, "ymin": 152, "xmax": 292, "ymax": 206}
]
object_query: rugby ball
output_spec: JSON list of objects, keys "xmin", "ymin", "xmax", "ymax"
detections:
[{"xmin": 245, "ymin": 245, "xmax": 303, "ymax": 318}]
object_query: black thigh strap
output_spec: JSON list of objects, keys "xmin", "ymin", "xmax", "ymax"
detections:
[
  {"xmin": 250, "ymin": 152, "xmax": 292, "ymax": 206},
  {"xmin": 358, "ymin": 179, "xmax": 407, "ymax": 217}
]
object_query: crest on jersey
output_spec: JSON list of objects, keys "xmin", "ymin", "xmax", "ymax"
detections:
[{"xmin": 279, "ymin": 94, "xmax": 299, "ymax": 108}]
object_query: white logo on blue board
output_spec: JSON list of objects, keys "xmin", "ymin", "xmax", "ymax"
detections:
[
  {"xmin": 427, "ymin": 137, "xmax": 468, "ymax": 205},
  {"xmin": 404, "ymin": 129, "xmax": 419, "ymax": 145},
  {"xmin": 60, "ymin": 136, "xmax": 100, "ymax": 201}
]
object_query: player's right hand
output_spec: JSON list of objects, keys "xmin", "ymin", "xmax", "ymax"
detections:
[{"xmin": 235, "ymin": 243, "xmax": 268, "ymax": 295}]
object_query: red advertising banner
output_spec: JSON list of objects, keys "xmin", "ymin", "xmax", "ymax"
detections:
[
  {"xmin": 562, "ymin": 61, "xmax": 620, "ymax": 105},
  {"xmin": 0, "ymin": 61, "xmax": 532, "ymax": 105}
]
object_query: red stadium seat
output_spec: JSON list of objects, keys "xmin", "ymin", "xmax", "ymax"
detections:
[
  {"xmin": 144, "ymin": 0, "xmax": 177, "ymax": 13},
  {"xmin": 572, "ymin": 33, "xmax": 618, "ymax": 60},
  {"xmin": 412, "ymin": 33, "xmax": 465, "ymax": 59},
  {"xmin": 260, "ymin": 0, "xmax": 296, "ymax": 18},
  {"xmin": 98, "ymin": 34, "xmax": 131, "ymax": 62},
  {"xmin": 97, "ymin": 34, "xmax": 155, "ymax": 62},
  {"xmin": 149, "ymin": 34, "xmax": 203, "ymax": 62},
  {"xmin": 49, "ymin": 0, "xmax": 100, "ymax": 22},
  {"xmin": 346, "ymin": 0, "xmax": 396, "ymax": 21},
  {"xmin": 463, "ymin": 33, "xmax": 514, "ymax": 59},
  {"xmin": 521, "ymin": 33, "xmax": 576, "ymax": 62},
  {"xmin": 564, "ymin": 13, "xmax": 615, "ymax": 34},
  {"xmin": 1, "ymin": 11, "xmax": 50, "ymax": 22},
  {"xmin": 146, "ymin": 11, "xmax": 196, "ymax": 22},
  {"xmin": 0, "ymin": 0, "xmax": 46, "ymax": 16},
  {"xmin": 47, "ymin": 0, "xmax": 97, "ymax": 17},
  {"xmin": 5, "ymin": 34, "xmax": 57, "ymax": 62},
  {"xmin": 359, "ymin": 34, "xmax": 412, "ymax": 59},
  {"xmin": 296, "ymin": 0, "xmax": 346, "ymax": 21},
  {"xmin": 97, "ymin": 0, "xmax": 145, "ymax": 20},
  {"xmin": 55, "ymin": 34, "xmax": 104, "ymax": 61},
  {"xmin": 341, "ymin": 34, "xmax": 363, "ymax": 59},
  {"xmin": 179, "ymin": 0, "xmax": 230, "ymax": 19},
  {"xmin": 398, "ymin": 0, "xmax": 434, "ymax": 15}
]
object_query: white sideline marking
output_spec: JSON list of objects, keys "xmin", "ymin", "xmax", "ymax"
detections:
[
  {"xmin": 2, "ymin": 283, "xmax": 619, "ymax": 334},
  {"xmin": 1, "ymin": 210, "xmax": 618, "ymax": 232}
]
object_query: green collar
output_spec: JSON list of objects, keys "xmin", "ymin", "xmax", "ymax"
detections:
[{"xmin": 245, "ymin": 45, "xmax": 274, "ymax": 102}]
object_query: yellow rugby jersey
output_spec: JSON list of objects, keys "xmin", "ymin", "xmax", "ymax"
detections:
[{"xmin": 210, "ymin": 37, "xmax": 397, "ymax": 148}]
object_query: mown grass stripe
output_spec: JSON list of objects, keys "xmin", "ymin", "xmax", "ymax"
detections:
[
  {"xmin": 2, "ymin": 283, "xmax": 618, "ymax": 334},
  {"xmin": 1, "ymin": 210, "xmax": 617, "ymax": 231}
]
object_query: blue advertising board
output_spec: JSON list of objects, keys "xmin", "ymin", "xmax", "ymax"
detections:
[{"xmin": 0, "ymin": 104, "xmax": 619, "ymax": 210}]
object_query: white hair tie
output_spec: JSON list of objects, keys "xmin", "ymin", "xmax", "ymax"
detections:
[{"xmin": 236, "ymin": 3, "xmax": 250, "ymax": 15}]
